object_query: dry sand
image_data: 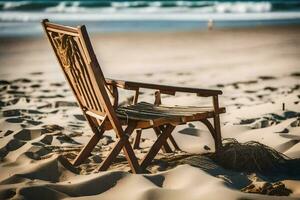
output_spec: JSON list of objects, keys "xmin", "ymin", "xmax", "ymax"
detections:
[{"xmin": 0, "ymin": 25, "xmax": 300, "ymax": 200}]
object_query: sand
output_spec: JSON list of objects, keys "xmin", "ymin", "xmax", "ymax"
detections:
[{"xmin": 0, "ymin": 25, "xmax": 300, "ymax": 200}]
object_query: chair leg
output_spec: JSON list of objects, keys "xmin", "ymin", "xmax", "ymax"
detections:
[
  {"xmin": 213, "ymin": 114, "xmax": 222, "ymax": 152},
  {"xmin": 98, "ymin": 122, "xmax": 141, "ymax": 173},
  {"xmin": 133, "ymin": 129, "xmax": 142, "ymax": 149},
  {"xmin": 200, "ymin": 118, "xmax": 222, "ymax": 152},
  {"xmin": 141, "ymin": 125, "xmax": 175, "ymax": 169},
  {"xmin": 199, "ymin": 119, "xmax": 216, "ymax": 141},
  {"xmin": 153, "ymin": 127, "xmax": 173, "ymax": 153},
  {"xmin": 122, "ymin": 140, "xmax": 141, "ymax": 173},
  {"xmin": 159, "ymin": 125, "xmax": 180, "ymax": 151},
  {"xmin": 168, "ymin": 135, "xmax": 180, "ymax": 150},
  {"xmin": 98, "ymin": 138, "xmax": 125, "ymax": 171},
  {"xmin": 72, "ymin": 130, "xmax": 104, "ymax": 166}
]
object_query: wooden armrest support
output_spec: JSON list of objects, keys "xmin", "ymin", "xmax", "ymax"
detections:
[{"xmin": 105, "ymin": 78, "xmax": 222, "ymax": 97}]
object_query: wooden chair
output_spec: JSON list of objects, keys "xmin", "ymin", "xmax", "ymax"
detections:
[{"xmin": 41, "ymin": 19, "xmax": 226, "ymax": 173}]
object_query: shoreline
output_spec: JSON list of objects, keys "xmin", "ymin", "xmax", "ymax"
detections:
[{"xmin": 1, "ymin": 20, "xmax": 300, "ymax": 37}]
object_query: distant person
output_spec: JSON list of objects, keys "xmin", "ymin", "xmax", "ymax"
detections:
[{"xmin": 208, "ymin": 19, "xmax": 214, "ymax": 30}]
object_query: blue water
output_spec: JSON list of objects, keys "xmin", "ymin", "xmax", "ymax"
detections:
[
  {"xmin": 1, "ymin": 1, "xmax": 300, "ymax": 12},
  {"xmin": 0, "ymin": 0, "xmax": 300, "ymax": 36}
]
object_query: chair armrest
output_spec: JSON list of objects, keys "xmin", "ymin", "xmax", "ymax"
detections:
[{"xmin": 106, "ymin": 78, "xmax": 222, "ymax": 97}]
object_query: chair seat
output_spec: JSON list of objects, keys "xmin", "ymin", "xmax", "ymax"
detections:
[{"xmin": 116, "ymin": 102, "xmax": 225, "ymax": 127}]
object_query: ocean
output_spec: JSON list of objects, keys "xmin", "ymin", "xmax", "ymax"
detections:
[{"xmin": 1, "ymin": 0, "xmax": 300, "ymax": 36}]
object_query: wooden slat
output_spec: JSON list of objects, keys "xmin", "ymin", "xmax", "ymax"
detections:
[
  {"xmin": 70, "ymin": 63, "xmax": 94, "ymax": 109},
  {"xmin": 116, "ymin": 102, "xmax": 225, "ymax": 122},
  {"xmin": 46, "ymin": 27, "xmax": 79, "ymax": 36},
  {"xmin": 43, "ymin": 19, "xmax": 78, "ymax": 34},
  {"xmin": 74, "ymin": 36, "xmax": 103, "ymax": 111},
  {"xmin": 213, "ymin": 96, "xmax": 222, "ymax": 152},
  {"xmin": 86, "ymin": 110, "xmax": 106, "ymax": 121},
  {"xmin": 122, "ymin": 102, "xmax": 224, "ymax": 113},
  {"xmin": 153, "ymin": 127, "xmax": 173, "ymax": 153},
  {"xmin": 78, "ymin": 25, "xmax": 144, "ymax": 173},
  {"xmin": 106, "ymin": 78, "xmax": 222, "ymax": 96},
  {"xmin": 133, "ymin": 129, "xmax": 142, "ymax": 149},
  {"xmin": 72, "ymin": 129, "xmax": 104, "ymax": 166},
  {"xmin": 133, "ymin": 89, "xmax": 139, "ymax": 105},
  {"xmin": 74, "ymin": 37, "xmax": 98, "ymax": 110},
  {"xmin": 140, "ymin": 125, "xmax": 175, "ymax": 168}
]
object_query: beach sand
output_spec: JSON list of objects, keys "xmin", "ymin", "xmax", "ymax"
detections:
[{"xmin": 0, "ymin": 25, "xmax": 300, "ymax": 200}]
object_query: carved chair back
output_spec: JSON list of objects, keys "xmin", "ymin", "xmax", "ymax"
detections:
[{"xmin": 42, "ymin": 19, "xmax": 119, "ymax": 132}]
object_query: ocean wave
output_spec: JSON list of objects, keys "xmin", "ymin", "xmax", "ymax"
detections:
[
  {"xmin": 0, "ymin": 1, "xmax": 34, "ymax": 10},
  {"xmin": 45, "ymin": 2, "xmax": 86, "ymax": 13},
  {"xmin": 0, "ymin": 1, "xmax": 56, "ymax": 11},
  {"xmin": 1, "ymin": 11, "xmax": 300, "ymax": 22},
  {"xmin": 111, "ymin": 1, "xmax": 148, "ymax": 8},
  {"xmin": 0, "ymin": 1, "xmax": 300, "ymax": 13},
  {"xmin": 13, "ymin": 1, "xmax": 273, "ymax": 14},
  {"xmin": 0, "ymin": 1, "xmax": 300, "ymax": 23},
  {"xmin": 215, "ymin": 2, "xmax": 271, "ymax": 13}
]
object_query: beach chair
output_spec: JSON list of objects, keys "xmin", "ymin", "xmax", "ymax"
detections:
[{"xmin": 41, "ymin": 19, "xmax": 226, "ymax": 173}]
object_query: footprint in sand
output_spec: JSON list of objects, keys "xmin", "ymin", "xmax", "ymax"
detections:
[
  {"xmin": 258, "ymin": 76, "xmax": 276, "ymax": 80},
  {"xmin": 9, "ymin": 85, "xmax": 19, "ymax": 90},
  {"xmin": 55, "ymin": 101, "xmax": 78, "ymax": 108},
  {"xmin": 40, "ymin": 135, "xmax": 53, "ymax": 145},
  {"xmin": 13, "ymin": 78, "xmax": 31, "ymax": 83},
  {"xmin": 238, "ymin": 118, "xmax": 259, "ymax": 125},
  {"xmin": 250, "ymin": 118, "xmax": 270, "ymax": 129},
  {"xmin": 0, "ymin": 126, "xmax": 61, "ymax": 160},
  {"xmin": 244, "ymin": 90, "xmax": 256, "ymax": 94},
  {"xmin": 178, "ymin": 123, "xmax": 201, "ymax": 136},
  {"xmin": 73, "ymin": 114, "xmax": 86, "ymax": 121},
  {"xmin": 0, "ymin": 139, "xmax": 26, "ymax": 159},
  {"xmin": 0, "ymin": 189, "xmax": 16, "ymax": 199},
  {"xmin": 275, "ymin": 140, "xmax": 299, "ymax": 153},
  {"xmin": 6, "ymin": 90, "xmax": 26, "ymax": 95},
  {"xmin": 25, "ymin": 146, "xmax": 52, "ymax": 160},
  {"xmin": 2, "ymin": 109, "xmax": 43, "ymax": 117},
  {"xmin": 41, "ymin": 124, "xmax": 64, "ymax": 133},
  {"xmin": 2, "ymin": 130, "xmax": 14, "ymax": 137},
  {"xmin": 50, "ymin": 82, "xmax": 64, "ymax": 87},
  {"xmin": 0, "ymin": 80, "xmax": 10, "ymax": 85},
  {"xmin": 144, "ymin": 73, "xmax": 153, "ymax": 77},
  {"xmin": 30, "ymin": 84, "xmax": 40, "ymax": 88},
  {"xmin": 30, "ymin": 72, "xmax": 43, "ymax": 75},
  {"xmin": 14, "ymin": 129, "xmax": 43, "ymax": 141},
  {"xmin": 290, "ymin": 72, "xmax": 300, "ymax": 77},
  {"xmin": 290, "ymin": 119, "xmax": 300, "ymax": 127},
  {"xmin": 264, "ymin": 86, "xmax": 278, "ymax": 92},
  {"xmin": 176, "ymin": 72, "xmax": 191, "ymax": 76},
  {"xmin": 275, "ymin": 128, "xmax": 289, "ymax": 133},
  {"xmin": 37, "ymin": 94, "xmax": 65, "ymax": 99},
  {"xmin": 5, "ymin": 118, "xmax": 24, "ymax": 123},
  {"xmin": 56, "ymin": 135, "xmax": 80, "ymax": 145}
]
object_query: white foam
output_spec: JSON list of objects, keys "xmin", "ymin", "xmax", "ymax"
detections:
[
  {"xmin": 111, "ymin": 1, "xmax": 131, "ymax": 9},
  {"xmin": 149, "ymin": 1, "xmax": 162, "ymax": 7},
  {"xmin": 45, "ymin": 1, "xmax": 85, "ymax": 13},
  {"xmin": 2, "ymin": 1, "xmax": 30, "ymax": 10},
  {"xmin": 215, "ymin": 2, "xmax": 271, "ymax": 13},
  {"xmin": 1, "ymin": 10, "xmax": 300, "ymax": 22},
  {"xmin": 176, "ymin": 1, "xmax": 193, "ymax": 7}
]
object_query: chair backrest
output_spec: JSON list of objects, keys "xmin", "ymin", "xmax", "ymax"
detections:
[{"xmin": 42, "ymin": 19, "xmax": 118, "ymax": 132}]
